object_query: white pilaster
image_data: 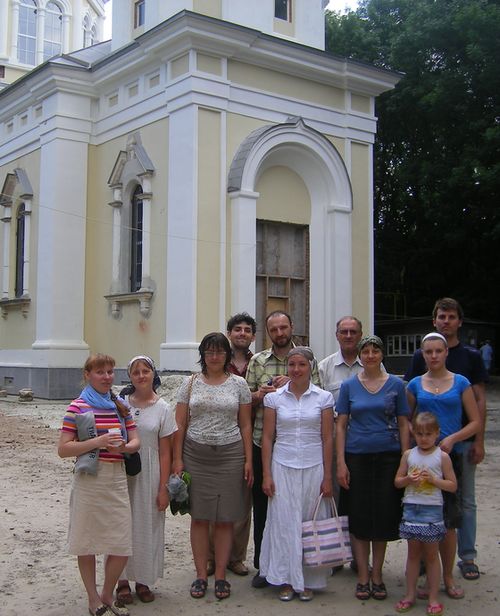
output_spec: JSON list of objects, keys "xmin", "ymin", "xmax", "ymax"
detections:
[
  {"xmin": 32, "ymin": 122, "xmax": 90, "ymax": 365},
  {"xmin": 1, "ymin": 205, "xmax": 11, "ymax": 298},
  {"xmin": 160, "ymin": 104, "xmax": 199, "ymax": 371},
  {"xmin": 21, "ymin": 198, "xmax": 32, "ymax": 296},
  {"xmin": 36, "ymin": 7, "xmax": 45, "ymax": 66},
  {"xmin": 140, "ymin": 175, "xmax": 152, "ymax": 286},
  {"xmin": 10, "ymin": 0, "xmax": 20, "ymax": 63},
  {"xmin": 229, "ymin": 190, "xmax": 258, "ymax": 315}
]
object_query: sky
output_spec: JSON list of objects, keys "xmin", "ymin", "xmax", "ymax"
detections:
[{"xmin": 103, "ymin": 1, "xmax": 360, "ymax": 39}]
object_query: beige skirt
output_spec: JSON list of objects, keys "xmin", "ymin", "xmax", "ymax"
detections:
[
  {"xmin": 183, "ymin": 437, "xmax": 249, "ymax": 522},
  {"xmin": 68, "ymin": 461, "xmax": 132, "ymax": 556}
]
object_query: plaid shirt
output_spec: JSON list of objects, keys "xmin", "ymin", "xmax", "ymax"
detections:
[{"xmin": 246, "ymin": 346, "xmax": 320, "ymax": 447}]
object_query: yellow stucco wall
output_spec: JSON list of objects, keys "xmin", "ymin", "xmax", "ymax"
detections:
[
  {"xmin": 228, "ymin": 60, "xmax": 345, "ymax": 110},
  {"xmin": 350, "ymin": 141, "xmax": 371, "ymax": 331},
  {"xmin": 256, "ymin": 166, "xmax": 311, "ymax": 224},
  {"xmin": 84, "ymin": 118, "xmax": 169, "ymax": 367},
  {"xmin": 0, "ymin": 150, "xmax": 40, "ymax": 348},
  {"xmin": 193, "ymin": 0, "xmax": 222, "ymax": 19},
  {"xmin": 197, "ymin": 107, "xmax": 222, "ymax": 337},
  {"xmin": 197, "ymin": 53, "xmax": 223, "ymax": 76}
]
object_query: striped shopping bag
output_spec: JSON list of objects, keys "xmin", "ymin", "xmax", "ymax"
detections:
[{"xmin": 302, "ymin": 494, "xmax": 353, "ymax": 568}]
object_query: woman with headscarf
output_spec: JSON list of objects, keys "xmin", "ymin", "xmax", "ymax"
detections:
[
  {"xmin": 116, "ymin": 356, "xmax": 177, "ymax": 604},
  {"xmin": 259, "ymin": 346, "xmax": 335, "ymax": 602},
  {"xmin": 336, "ymin": 335, "xmax": 410, "ymax": 602}
]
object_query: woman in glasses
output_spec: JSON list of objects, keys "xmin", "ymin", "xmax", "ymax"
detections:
[{"xmin": 173, "ymin": 332, "xmax": 253, "ymax": 601}]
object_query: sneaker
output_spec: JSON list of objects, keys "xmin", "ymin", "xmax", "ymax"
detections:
[{"xmin": 251, "ymin": 571, "xmax": 269, "ymax": 588}]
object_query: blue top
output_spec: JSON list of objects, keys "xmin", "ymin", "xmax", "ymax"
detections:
[
  {"xmin": 337, "ymin": 374, "xmax": 409, "ymax": 454},
  {"xmin": 407, "ymin": 374, "xmax": 470, "ymax": 453}
]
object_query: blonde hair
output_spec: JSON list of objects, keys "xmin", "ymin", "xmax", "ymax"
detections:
[{"xmin": 412, "ymin": 411, "xmax": 440, "ymax": 433}]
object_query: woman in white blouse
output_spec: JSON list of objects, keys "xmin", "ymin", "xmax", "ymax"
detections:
[{"xmin": 260, "ymin": 346, "xmax": 334, "ymax": 602}]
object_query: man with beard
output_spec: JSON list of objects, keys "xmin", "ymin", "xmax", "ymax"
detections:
[{"xmin": 246, "ymin": 311, "xmax": 320, "ymax": 588}]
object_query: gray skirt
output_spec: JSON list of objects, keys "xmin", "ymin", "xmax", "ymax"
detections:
[
  {"xmin": 183, "ymin": 437, "xmax": 248, "ymax": 522},
  {"xmin": 67, "ymin": 460, "xmax": 132, "ymax": 556}
]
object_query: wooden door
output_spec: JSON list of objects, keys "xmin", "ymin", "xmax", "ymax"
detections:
[{"xmin": 255, "ymin": 221, "xmax": 309, "ymax": 350}]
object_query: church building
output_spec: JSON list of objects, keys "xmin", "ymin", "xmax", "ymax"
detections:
[{"xmin": 0, "ymin": 0, "xmax": 400, "ymax": 397}]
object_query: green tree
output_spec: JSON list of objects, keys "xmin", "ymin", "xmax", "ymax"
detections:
[{"xmin": 326, "ymin": 0, "xmax": 500, "ymax": 320}]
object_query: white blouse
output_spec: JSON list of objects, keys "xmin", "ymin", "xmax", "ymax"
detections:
[{"xmin": 263, "ymin": 382, "xmax": 334, "ymax": 469}]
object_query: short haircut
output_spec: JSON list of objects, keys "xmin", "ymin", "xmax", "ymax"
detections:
[
  {"xmin": 412, "ymin": 411, "xmax": 440, "ymax": 433},
  {"xmin": 84, "ymin": 353, "xmax": 115, "ymax": 374},
  {"xmin": 432, "ymin": 297, "xmax": 464, "ymax": 320},
  {"xmin": 227, "ymin": 312, "xmax": 257, "ymax": 334},
  {"xmin": 336, "ymin": 315, "xmax": 362, "ymax": 332},
  {"xmin": 265, "ymin": 310, "xmax": 292, "ymax": 328},
  {"xmin": 198, "ymin": 332, "xmax": 232, "ymax": 374}
]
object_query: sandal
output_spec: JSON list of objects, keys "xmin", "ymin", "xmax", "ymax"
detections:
[
  {"xmin": 395, "ymin": 599, "xmax": 415, "ymax": 613},
  {"xmin": 135, "ymin": 583, "xmax": 154, "ymax": 603},
  {"xmin": 190, "ymin": 578, "xmax": 208, "ymax": 599},
  {"xmin": 108, "ymin": 601, "xmax": 130, "ymax": 616},
  {"xmin": 279, "ymin": 585, "xmax": 295, "ymax": 601},
  {"xmin": 355, "ymin": 582, "xmax": 371, "ymax": 600},
  {"xmin": 89, "ymin": 607, "xmax": 114, "ymax": 616},
  {"xmin": 371, "ymin": 581, "xmax": 387, "ymax": 600},
  {"xmin": 427, "ymin": 602, "xmax": 444, "ymax": 615},
  {"xmin": 458, "ymin": 560, "xmax": 480, "ymax": 581},
  {"xmin": 116, "ymin": 582, "xmax": 133, "ymax": 605},
  {"xmin": 214, "ymin": 579, "xmax": 231, "ymax": 600},
  {"xmin": 445, "ymin": 584, "xmax": 464, "ymax": 599}
]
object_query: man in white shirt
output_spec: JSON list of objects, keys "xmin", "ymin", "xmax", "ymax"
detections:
[
  {"xmin": 319, "ymin": 316, "xmax": 364, "ymax": 402},
  {"xmin": 319, "ymin": 315, "xmax": 363, "ymax": 575}
]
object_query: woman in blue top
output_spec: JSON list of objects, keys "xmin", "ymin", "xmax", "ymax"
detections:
[
  {"xmin": 407, "ymin": 332, "xmax": 480, "ymax": 601},
  {"xmin": 336, "ymin": 335, "xmax": 410, "ymax": 602}
]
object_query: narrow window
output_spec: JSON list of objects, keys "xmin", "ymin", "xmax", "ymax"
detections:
[
  {"xmin": 44, "ymin": 2, "xmax": 63, "ymax": 61},
  {"xmin": 15, "ymin": 204, "xmax": 26, "ymax": 298},
  {"xmin": 275, "ymin": 0, "xmax": 292, "ymax": 22},
  {"xmin": 134, "ymin": 0, "xmax": 145, "ymax": 28},
  {"xmin": 130, "ymin": 186, "xmax": 143, "ymax": 292},
  {"xmin": 18, "ymin": 0, "xmax": 37, "ymax": 65}
]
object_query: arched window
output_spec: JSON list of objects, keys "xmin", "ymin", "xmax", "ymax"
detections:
[
  {"xmin": 15, "ymin": 204, "xmax": 26, "ymax": 298},
  {"xmin": 130, "ymin": 185, "xmax": 143, "ymax": 292},
  {"xmin": 18, "ymin": 0, "xmax": 37, "ymax": 65},
  {"xmin": 44, "ymin": 1, "xmax": 63, "ymax": 61},
  {"xmin": 83, "ymin": 14, "xmax": 96, "ymax": 47}
]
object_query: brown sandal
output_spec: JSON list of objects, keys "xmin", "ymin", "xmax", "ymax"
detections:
[
  {"xmin": 116, "ymin": 582, "xmax": 133, "ymax": 605},
  {"xmin": 135, "ymin": 583, "xmax": 155, "ymax": 603}
]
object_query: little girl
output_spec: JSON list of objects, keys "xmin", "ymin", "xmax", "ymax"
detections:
[{"xmin": 394, "ymin": 412, "xmax": 457, "ymax": 616}]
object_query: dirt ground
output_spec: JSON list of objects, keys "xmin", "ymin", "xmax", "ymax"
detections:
[{"xmin": 1, "ymin": 379, "xmax": 499, "ymax": 616}]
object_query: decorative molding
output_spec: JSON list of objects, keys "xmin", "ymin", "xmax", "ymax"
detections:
[
  {"xmin": 0, "ymin": 296, "xmax": 31, "ymax": 319},
  {"xmin": 104, "ymin": 291, "xmax": 153, "ymax": 318}
]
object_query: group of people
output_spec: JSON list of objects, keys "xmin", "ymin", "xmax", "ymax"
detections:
[{"xmin": 57, "ymin": 297, "xmax": 488, "ymax": 616}]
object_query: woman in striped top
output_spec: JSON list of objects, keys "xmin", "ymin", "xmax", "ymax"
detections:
[{"xmin": 58, "ymin": 354, "xmax": 140, "ymax": 616}]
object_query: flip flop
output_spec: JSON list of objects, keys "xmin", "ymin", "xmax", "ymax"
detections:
[
  {"xmin": 89, "ymin": 606, "xmax": 114, "ymax": 616},
  {"xmin": 395, "ymin": 599, "xmax": 415, "ymax": 613},
  {"xmin": 458, "ymin": 560, "xmax": 480, "ymax": 580},
  {"xmin": 445, "ymin": 584, "xmax": 464, "ymax": 599},
  {"xmin": 427, "ymin": 602, "xmax": 444, "ymax": 615},
  {"xmin": 355, "ymin": 582, "xmax": 371, "ymax": 600}
]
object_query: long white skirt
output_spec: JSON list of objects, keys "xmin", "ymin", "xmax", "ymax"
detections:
[{"xmin": 259, "ymin": 460, "xmax": 329, "ymax": 592}]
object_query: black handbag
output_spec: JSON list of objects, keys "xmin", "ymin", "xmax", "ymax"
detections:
[{"xmin": 123, "ymin": 451, "xmax": 142, "ymax": 476}]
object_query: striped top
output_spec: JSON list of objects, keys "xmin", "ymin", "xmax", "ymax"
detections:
[{"xmin": 61, "ymin": 398, "xmax": 136, "ymax": 463}]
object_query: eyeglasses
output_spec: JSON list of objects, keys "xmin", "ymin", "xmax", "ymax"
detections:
[
  {"xmin": 337, "ymin": 329, "xmax": 361, "ymax": 336},
  {"xmin": 204, "ymin": 350, "xmax": 227, "ymax": 357}
]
